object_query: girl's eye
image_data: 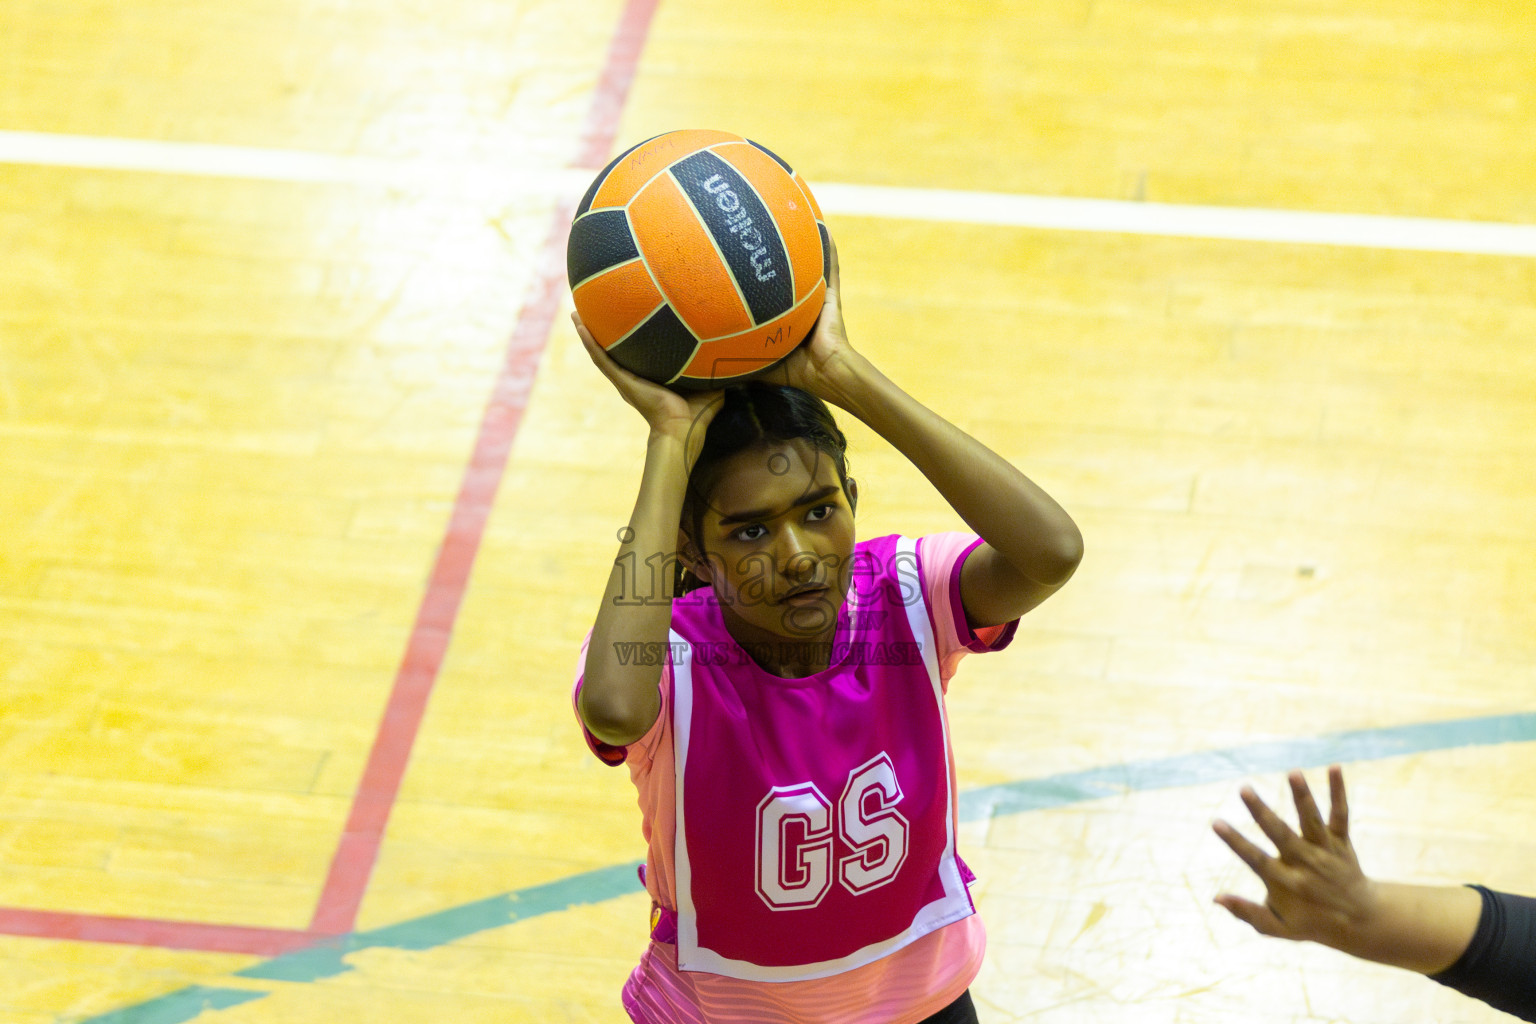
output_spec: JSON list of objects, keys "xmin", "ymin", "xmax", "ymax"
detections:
[
  {"xmin": 734, "ymin": 524, "xmax": 767, "ymax": 542},
  {"xmin": 806, "ymin": 504, "xmax": 835, "ymax": 522}
]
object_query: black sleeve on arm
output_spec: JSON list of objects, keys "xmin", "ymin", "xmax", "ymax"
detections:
[{"xmin": 1429, "ymin": 885, "xmax": 1536, "ymax": 1022}]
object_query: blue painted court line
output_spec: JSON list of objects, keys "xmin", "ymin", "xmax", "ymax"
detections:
[
  {"xmin": 957, "ymin": 711, "xmax": 1536, "ymax": 820},
  {"xmin": 78, "ymin": 987, "xmax": 267, "ymax": 1024},
  {"xmin": 79, "ymin": 711, "xmax": 1536, "ymax": 1023}
]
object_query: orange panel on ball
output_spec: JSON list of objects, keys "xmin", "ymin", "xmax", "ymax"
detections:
[
  {"xmin": 572, "ymin": 259, "xmax": 665, "ymax": 349},
  {"xmin": 677, "ymin": 278, "xmax": 826, "ymax": 384},
  {"xmin": 590, "ymin": 129, "xmax": 746, "ymax": 211},
  {"xmin": 629, "ymin": 174, "xmax": 754, "ymax": 340}
]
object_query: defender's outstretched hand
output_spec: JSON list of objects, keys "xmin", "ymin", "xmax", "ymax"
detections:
[
  {"xmin": 1213, "ymin": 766, "xmax": 1483, "ymax": 976},
  {"xmin": 1213, "ymin": 766, "xmax": 1371, "ymax": 947}
]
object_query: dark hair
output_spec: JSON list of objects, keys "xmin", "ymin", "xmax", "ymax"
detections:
[{"xmin": 675, "ymin": 383, "xmax": 851, "ymax": 596}]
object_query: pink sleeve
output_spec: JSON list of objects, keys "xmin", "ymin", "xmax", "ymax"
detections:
[
  {"xmin": 916, "ymin": 532, "xmax": 1019, "ymax": 688},
  {"xmin": 571, "ymin": 629, "xmax": 668, "ymax": 767}
]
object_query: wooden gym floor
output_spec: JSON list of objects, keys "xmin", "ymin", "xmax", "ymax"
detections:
[{"xmin": 2, "ymin": 0, "xmax": 1535, "ymax": 1020}]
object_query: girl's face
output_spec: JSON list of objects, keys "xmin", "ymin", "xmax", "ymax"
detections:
[{"xmin": 687, "ymin": 439, "xmax": 857, "ymax": 651}]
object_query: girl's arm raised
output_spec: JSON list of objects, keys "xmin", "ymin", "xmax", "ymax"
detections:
[
  {"xmin": 573, "ymin": 314, "xmax": 719, "ymax": 747},
  {"xmin": 778, "ymin": 241, "xmax": 1083, "ymax": 628}
]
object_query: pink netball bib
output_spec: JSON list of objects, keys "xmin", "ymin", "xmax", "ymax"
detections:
[{"xmin": 668, "ymin": 535, "xmax": 974, "ymax": 982}]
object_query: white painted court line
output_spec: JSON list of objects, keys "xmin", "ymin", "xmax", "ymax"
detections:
[
  {"xmin": 5, "ymin": 129, "xmax": 1536, "ymax": 258},
  {"xmin": 813, "ymin": 184, "xmax": 1536, "ymax": 259},
  {"xmin": 0, "ymin": 130, "xmax": 593, "ymax": 194},
  {"xmin": 0, "ymin": 130, "xmax": 394, "ymax": 184}
]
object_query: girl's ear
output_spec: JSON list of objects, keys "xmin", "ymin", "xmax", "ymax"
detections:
[
  {"xmin": 678, "ymin": 530, "xmax": 712, "ymax": 583},
  {"xmin": 845, "ymin": 477, "xmax": 858, "ymax": 514}
]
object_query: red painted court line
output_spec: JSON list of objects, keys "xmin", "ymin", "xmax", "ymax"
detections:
[
  {"xmin": 0, "ymin": 0, "xmax": 661, "ymax": 955},
  {"xmin": 0, "ymin": 908, "xmax": 317, "ymax": 957},
  {"xmin": 579, "ymin": 0, "xmax": 662, "ymax": 169},
  {"xmin": 310, "ymin": 0, "xmax": 662, "ymax": 937},
  {"xmin": 308, "ymin": 194, "xmax": 581, "ymax": 935}
]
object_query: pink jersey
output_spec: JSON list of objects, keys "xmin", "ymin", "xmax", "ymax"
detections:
[{"xmin": 574, "ymin": 533, "xmax": 1017, "ymax": 1024}]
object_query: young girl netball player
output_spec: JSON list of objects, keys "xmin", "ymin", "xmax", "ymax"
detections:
[{"xmin": 571, "ymin": 239, "xmax": 1084, "ymax": 1024}]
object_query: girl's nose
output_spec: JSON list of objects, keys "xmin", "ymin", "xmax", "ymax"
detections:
[{"xmin": 776, "ymin": 526, "xmax": 817, "ymax": 578}]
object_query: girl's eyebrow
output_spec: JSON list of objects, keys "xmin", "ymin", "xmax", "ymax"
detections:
[{"xmin": 717, "ymin": 484, "xmax": 842, "ymax": 527}]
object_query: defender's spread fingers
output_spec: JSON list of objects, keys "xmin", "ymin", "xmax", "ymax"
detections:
[
  {"xmin": 1214, "ymin": 818, "xmax": 1274, "ymax": 876},
  {"xmin": 1214, "ymin": 895, "xmax": 1288, "ymax": 939},
  {"xmin": 1289, "ymin": 771, "xmax": 1328, "ymax": 846},
  {"xmin": 1241, "ymin": 786, "xmax": 1305, "ymax": 859},
  {"xmin": 1327, "ymin": 765, "xmax": 1350, "ymax": 838}
]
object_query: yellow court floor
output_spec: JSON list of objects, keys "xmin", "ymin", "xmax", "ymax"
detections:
[{"xmin": 2, "ymin": 0, "xmax": 1535, "ymax": 1021}]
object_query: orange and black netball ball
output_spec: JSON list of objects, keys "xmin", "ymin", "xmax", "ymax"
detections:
[{"xmin": 567, "ymin": 129, "xmax": 829, "ymax": 390}]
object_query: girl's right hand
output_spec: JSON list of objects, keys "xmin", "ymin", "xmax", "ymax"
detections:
[{"xmin": 573, "ymin": 311, "xmax": 723, "ymax": 456}]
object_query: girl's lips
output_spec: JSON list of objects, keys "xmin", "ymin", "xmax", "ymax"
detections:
[{"xmin": 781, "ymin": 586, "xmax": 829, "ymax": 605}]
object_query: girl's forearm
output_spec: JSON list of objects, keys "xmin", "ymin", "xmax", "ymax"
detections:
[
  {"xmin": 822, "ymin": 353, "xmax": 1081, "ymax": 584},
  {"xmin": 580, "ymin": 432, "xmax": 690, "ymax": 745}
]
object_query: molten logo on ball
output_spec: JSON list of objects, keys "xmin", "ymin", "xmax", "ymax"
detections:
[{"xmin": 701, "ymin": 173, "xmax": 776, "ymax": 283}]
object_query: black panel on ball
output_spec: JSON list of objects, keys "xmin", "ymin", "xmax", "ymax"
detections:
[
  {"xmin": 567, "ymin": 210, "xmax": 640, "ymax": 288},
  {"xmin": 607, "ymin": 304, "xmax": 698, "ymax": 385},
  {"xmin": 668, "ymin": 151, "xmax": 792, "ymax": 326}
]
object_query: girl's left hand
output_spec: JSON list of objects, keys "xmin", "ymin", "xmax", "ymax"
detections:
[{"xmin": 775, "ymin": 232, "xmax": 862, "ymax": 403}]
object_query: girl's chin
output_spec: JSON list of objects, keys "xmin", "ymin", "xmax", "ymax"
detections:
[{"xmin": 722, "ymin": 602, "xmax": 842, "ymax": 642}]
